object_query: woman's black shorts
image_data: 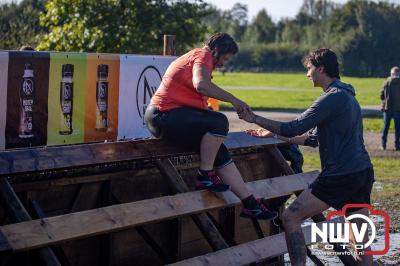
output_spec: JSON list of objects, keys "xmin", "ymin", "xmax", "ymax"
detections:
[{"xmin": 145, "ymin": 105, "xmax": 233, "ymax": 169}]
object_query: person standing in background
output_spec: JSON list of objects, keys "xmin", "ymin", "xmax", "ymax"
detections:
[{"xmin": 380, "ymin": 66, "xmax": 400, "ymax": 150}]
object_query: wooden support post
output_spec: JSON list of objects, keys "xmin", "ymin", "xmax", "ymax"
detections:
[
  {"xmin": 136, "ymin": 226, "xmax": 174, "ymax": 264},
  {"xmin": 71, "ymin": 182, "xmax": 103, "ymax": 212},
  {"xmin": 206, "ymin": 212, "xmax": 237, "ymax": 247},
  {"xmin": 30, "ymin": 200, "xmax": 71, "ymax": 266},
  {"xmin": 163, "ymin": 34, "xmax": 176, "ymax": 56},
  {"xmin": 218, "ymin": 207, "xmax": 236, "ymax": 244},
  {"xmin": 156, "ymin": 159, "xmax": 230, "ymax": 251},
  {"xmin": 110, "ymin": 191, "xmax": 178, "ymax": 264},
  {"xmin": 268, "ymin": 146, "xmax": 295, "ymax": 175},
  {"xmin": 0, "ymin": 178, "xmax": 61, "ymax": 266},
  {"xmin": 100, "ymin": 181, "xmax": 112, "ymax": 266},
  {"xmin": 168, "ymin": 218, "xmax": 182, "ymax": 261}
]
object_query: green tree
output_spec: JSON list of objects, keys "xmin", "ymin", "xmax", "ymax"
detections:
[
  {"xmin": 37, "ymin": 0, "xmax": 208, "ymax": 54},
  {"xmin": 244, "ymin": 9, "xmax": 276, "ymax": 43},
  {"xmin": 0, "ymin": 0, "xmax": 45, "ymax": 49},
  {"xmin": 227, "ymin": 3, "xmax": 248, "ymax": 41},
  {"xmin": 202, "ymin": 4, "xmax": 232, "ymax": 34},
  {"xmin": 329, "ymin": 0, "xmax": 400, "ymax": 76}
]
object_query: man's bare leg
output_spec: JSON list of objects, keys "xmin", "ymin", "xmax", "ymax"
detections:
[
  {"xmin": 281, "ymin": 189, "xmax": 330, "ymax": 266},
  {"xmin": 347, "ymin": 208, "xmax": 373, "ymax": 266}
]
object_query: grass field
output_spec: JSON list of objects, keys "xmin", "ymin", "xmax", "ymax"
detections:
[
  {"xmin": 364, "ymin": 118, "xmax": 394, "ymax": 133},
  {"xmin": 214, "ymin": 72, "xmax": 393, "ymax": 133},
  {"xmin": 302, "ymin": 151, "xmax": 399, "ymax": 200},
  {"xmin": 213, "ymin": 72, "xmax": 383, "ymax": 109}
]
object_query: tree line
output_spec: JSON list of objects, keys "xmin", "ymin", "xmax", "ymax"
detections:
[{"xmin": 1, "ymin": 0, "xmax": 400, "ymax": 77}]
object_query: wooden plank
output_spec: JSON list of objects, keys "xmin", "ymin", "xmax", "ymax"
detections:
[
  {"xmin": 0, "ymin": 178, "xmax": 61, "ymax": 266},
  {"xmin": 0, "ymin": 171, "xmax": 318, "ymax": 252},
  {"xmin": 168, "ymin": 218, "xmax": 342, "ymax": 266},
  {"xmin": 156, "ymin": 159, "xmax": 229, "ymax": 250},
  {"xmin": 11, "ymin": 152, "xmax": 267, "ymax": 192},
  {"xmin": 0, "ymin": 132, "xmax": 284, "ymax": 177},
  {"xmin": 30, "ymin": 200, "xmax": 71, "ymax": 266}
]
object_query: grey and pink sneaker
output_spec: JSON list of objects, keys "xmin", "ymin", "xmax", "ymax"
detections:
[
  {"xmin": 196, "ymin": 169, "xmax": 230, "ymax": 192},
  {"xmin": 240, "ymin": 198, "xmax": 278, "ymax": 220}
]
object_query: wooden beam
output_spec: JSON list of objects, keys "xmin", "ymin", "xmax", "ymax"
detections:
[
  {"xmin": 11, "ymin": 152, "xmax": 265, "ymax": 192},
  {"xmin": 0, "ymin": 132, "xmax": 283, "ymax": 178},
  {"xmin": 163, "ymin": 35, "xmax": 176, "ymax": 56},
  {"xmin": 217, "ymin": 207, "xmax": 235, "ymax": 245},
  {"xmin": 0, "ymin": 171, "xmax": 318, "ymax": 252},
  {"xmin": 156, "ymin": 159, "xmax": 229, "ymax": 250},
  {"xmin": 0, "ymin": 178, "xmax": 61, "ymax": 266},
  {"xmin": 168, "ymin": 218, "xmax": 342, "ymax": 266},
  {"xmin": 30, "ymin": 200, "xmax": 71, "ymax": 266},
  {"xmin": 267, "ymin": 146, "xmax": 295, "ymax": 175},
  {"xmin": 71, "ymin": 182, "xmax": 103, "ymax": 212}
]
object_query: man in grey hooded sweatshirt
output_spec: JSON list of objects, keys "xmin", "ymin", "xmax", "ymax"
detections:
[{"xmin": 241, "ymin": 48, "xmax": 374, "ymax": 266}]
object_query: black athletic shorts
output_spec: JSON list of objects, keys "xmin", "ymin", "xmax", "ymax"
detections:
[
  {"xmin": 310, "ymin": 167, "xmax": 375, "ymax": 211},
  {"xmin": 144, "ymin": 105, "xmax": 233, "ymax": 169}
]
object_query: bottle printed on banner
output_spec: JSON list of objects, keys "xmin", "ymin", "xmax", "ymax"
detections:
[
  {"xmin": 59, "ymin": 64, "xmax": 74, "ymax": 135},
  {"xmin": 19, "ymin": 63, "xmax": 35, "ymax": 138},
  {"xmin": 96, "ymin": 64, "xmax": 109, "ymax": 131}
]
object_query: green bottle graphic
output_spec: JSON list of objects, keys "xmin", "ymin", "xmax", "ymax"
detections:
[{"xmin": 59, "ymin": 64, "xmax": 74, "ymax": 135}]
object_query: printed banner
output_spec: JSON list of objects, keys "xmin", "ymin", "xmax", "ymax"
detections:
[
  {"xmin": 47, "ymin": 53, "xmax": 86, "ymax": 145},
  {"xmin": 0, "ymin": 52, "xmax": 8, "ymax": 149},
  {"xmin": 5, "ymin": 51, "xmax": 50, "ymax": 149},
  {"xmin": 84, "ymin": 54, "xmax": 120, "ymax": 142},
  {"xmin": 0, "ymin": 51, "xmax": 177, "ymax": 150},
  {"xmin": 118, "ymin": 55, "xmax": 175, "ymax": 139}
]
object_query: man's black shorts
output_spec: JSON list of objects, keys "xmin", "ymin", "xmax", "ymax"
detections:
[{"xmin": 310, "ymin": 167, "xmax": 375, "ymax": 211}]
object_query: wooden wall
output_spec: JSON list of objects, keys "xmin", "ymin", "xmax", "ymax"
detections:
[{"xmin": 0, "ymin": 149, "xmax": 284, "ymax": 266}]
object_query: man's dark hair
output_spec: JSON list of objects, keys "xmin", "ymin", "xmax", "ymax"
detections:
[
  {"xmin": 205, "ymin": 32, "xmax": 238, "ymax": 60},
  {"xmin": 302, "ymin": 48, "xmax": 340, "ymax": 79}
]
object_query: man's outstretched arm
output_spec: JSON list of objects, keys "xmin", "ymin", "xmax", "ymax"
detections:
[{"xmin": 253, "ymin": 115, "xmax": 283, "ymax": 135}]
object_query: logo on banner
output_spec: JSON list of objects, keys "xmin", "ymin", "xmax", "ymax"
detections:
[
  {"xmin": 22, "ymin": 79, "xmax": 34, "ymax": 95},
  {"xmin": 310, "ymin": 204, "xmax": 390, "ymax": 256},
  {"xmin": 62, "ymin": 83, "xmax": 72, "ymax": 99},
  {"xmin": 136, "ymin": 65, "xmax": 162, "ymax": 125}
]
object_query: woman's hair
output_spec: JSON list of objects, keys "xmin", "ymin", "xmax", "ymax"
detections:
[
  {"xmin": 205, "ymin": 32, "xmax": 238, "ymax": 60},
  {"xmin": 302, "ymin": 48, "xmax": 340, "ymax": 79},
  {"xmin": 19, "ymin": 45, "xmax": 35, "ymax": 51}
]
